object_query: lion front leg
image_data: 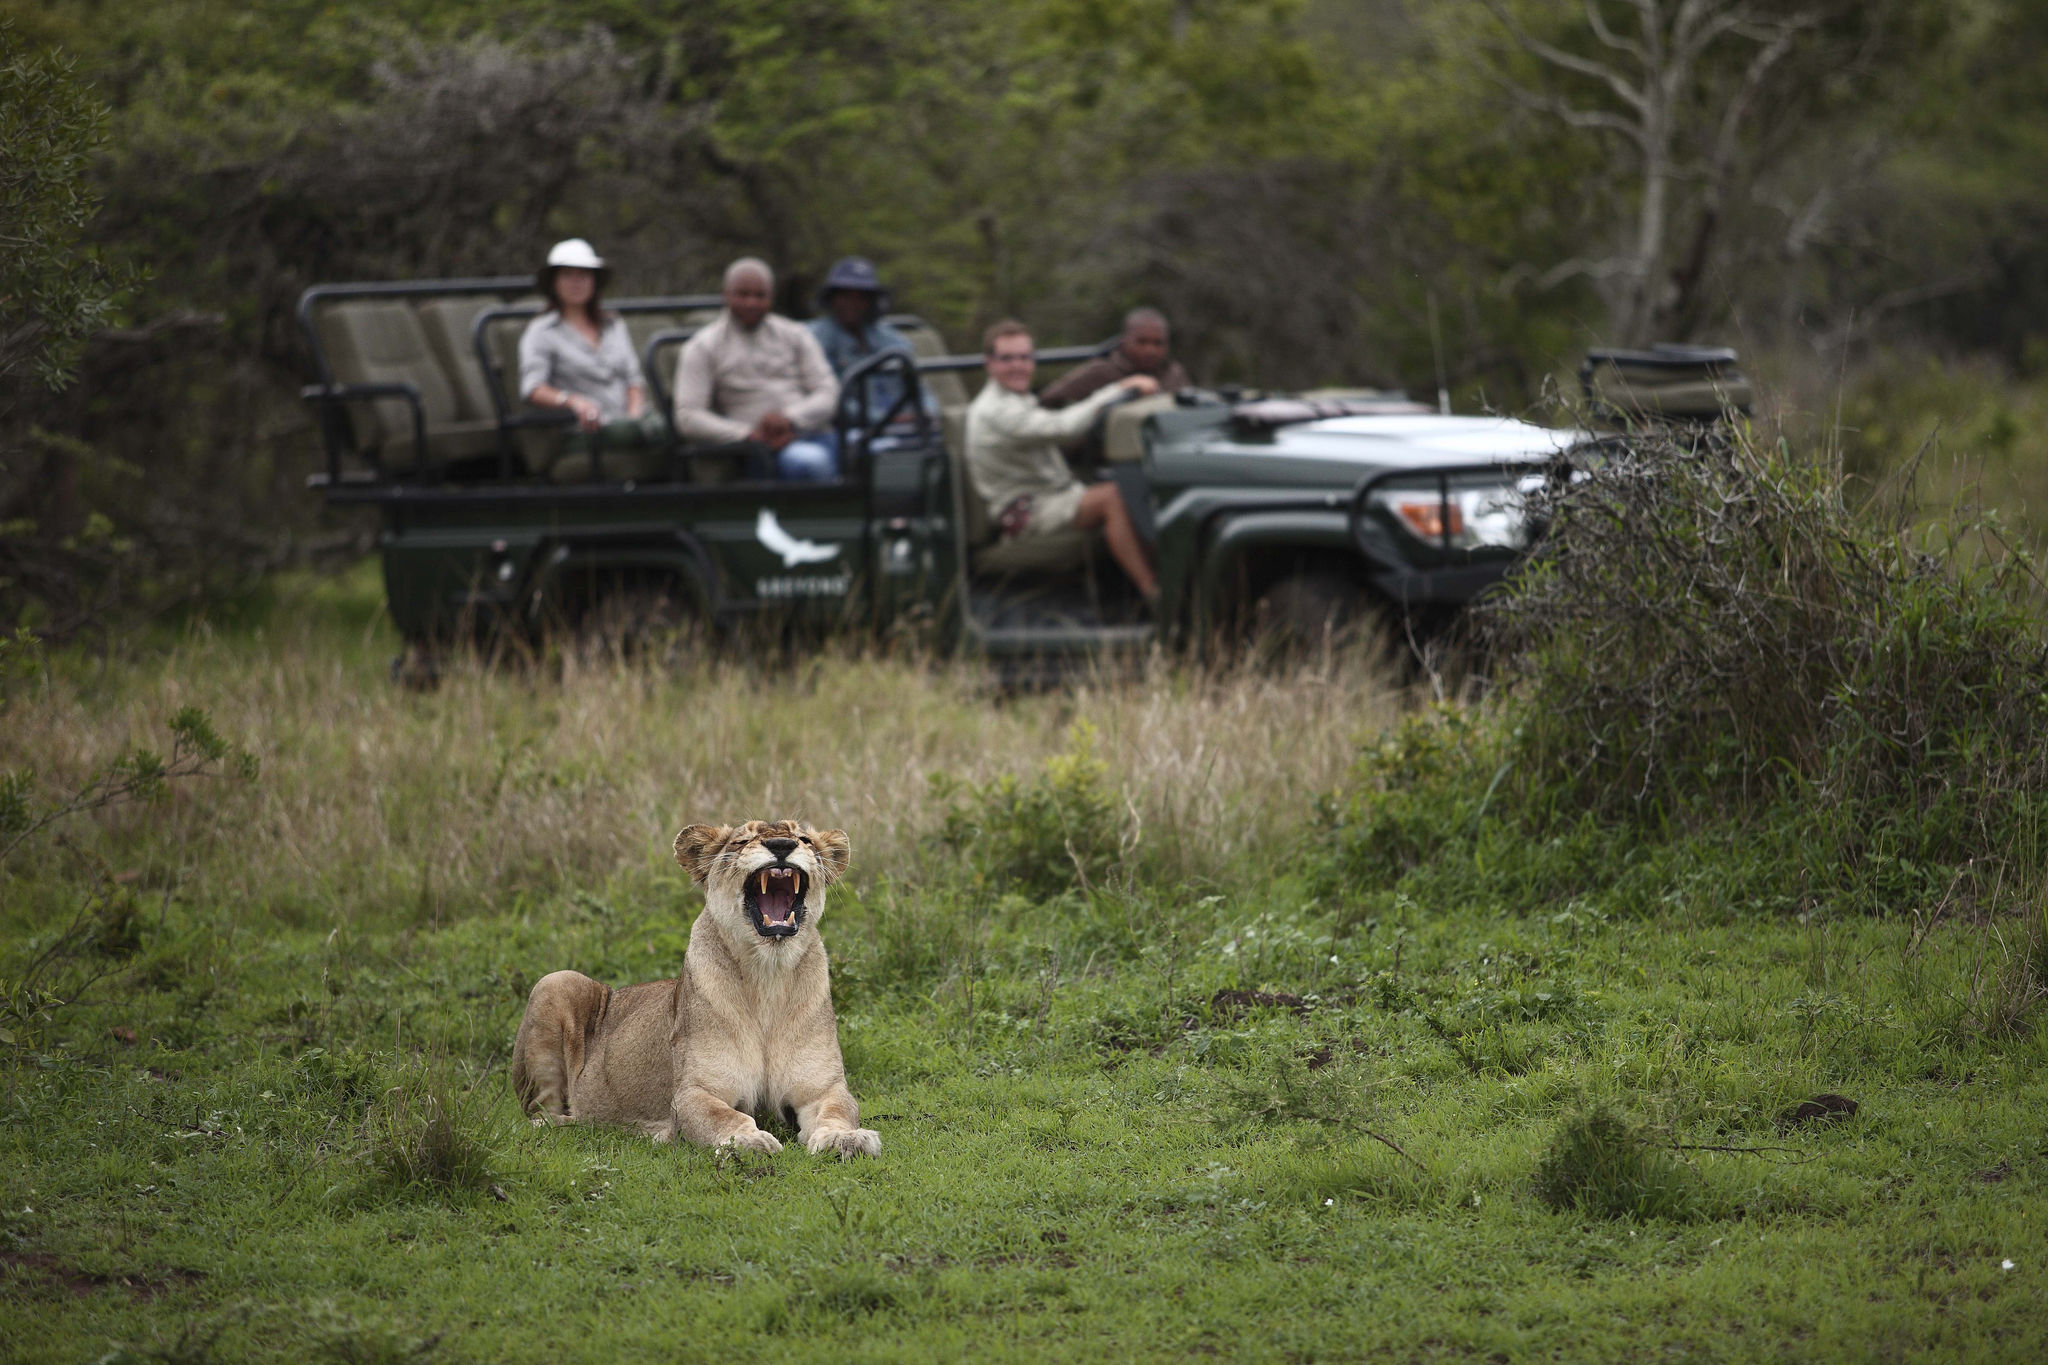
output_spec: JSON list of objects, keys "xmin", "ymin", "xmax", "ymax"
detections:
[
  {"xmin": 792, "ymin": 1083, "xmax": 881, "ymax": 1159},
  {"xmin": 671, "ymin": 1084, "xmax": 782, "ymax": 1153}
]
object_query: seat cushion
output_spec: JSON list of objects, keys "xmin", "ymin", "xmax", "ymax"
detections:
[
  {"xmin": 973, "ymin": 527, "xmax": 1098, "ymax": 576},
  {"xmin": 376, "ymin": 419, "xmax": 504, "ymax": 472},
  {"xmin": 546, "ymin": 445, "xmax": 675, "ymax": 484}
]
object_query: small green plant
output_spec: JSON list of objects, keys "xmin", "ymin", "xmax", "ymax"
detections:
[
  {"xmin": 0, "ymin": 704, "xmax": 256, "ymax": 866},
  {"xmin": 365, "ymin": 1073, "xmax": 498, "ymax": 1196},
  {"xmin": 1533, "ymin": 1107, "xmax": 1703, "ymax": 1222},
  {"xmin": 932, "ymin": 720, "xmax": 1123, "ymax": 897}
]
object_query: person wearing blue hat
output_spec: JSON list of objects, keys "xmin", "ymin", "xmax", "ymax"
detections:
[{"xmin": 808, "ymin": 257, "xmax": 928, "ymax": 424}]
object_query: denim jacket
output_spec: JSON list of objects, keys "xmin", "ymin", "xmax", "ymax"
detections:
[{"xmin": 807, "ymin": 316, "xmax": 935, "ymax": 422}]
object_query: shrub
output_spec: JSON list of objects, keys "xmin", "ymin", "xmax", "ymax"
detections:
[
  {"xmin": 1487, "ymin": 428, "xmax": 2048, "ymax": 845},
  {"xmin": 1533, "ymin": 1106, "xmax": 1703, "ymax": 1221},
  {"xmin": 931, "ymin": 721, "xmax": 1123, "ymax": 897}
]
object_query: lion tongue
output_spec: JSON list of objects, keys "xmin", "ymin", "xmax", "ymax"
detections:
[{"xmin": 756, "ymin": 869, "xmax": 797, "ymax": 924}]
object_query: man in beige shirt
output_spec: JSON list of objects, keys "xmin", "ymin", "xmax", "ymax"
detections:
[
  {"xmin": 966, "ymin": 319, "xmax": 1159, "ymax": 602},
  {"xmin": 673, "ymin": 258, "xmax": 841, "ymax": 479}
]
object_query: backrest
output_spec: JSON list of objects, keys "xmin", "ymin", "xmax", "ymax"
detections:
[
  {"xmin": 943, "ymin": 406, "xmax": 993, "ymax": 547},
  {"xmin": 472, "ymin": 308, "xmax": 560, "ymax": 470},
  {"xmin": 623, "ymin": 312, "xmax": 677, "ymax": 369},
  {"xmin": 1104, "ymin": 392, "xmax": 1177, "ymax": 463},
  {"xmin": 415, "ymin": 298, "xmax": 499, "ymax": 421},
  {"xmin": 477, "ymin": 311, "xmax": 534, "ymax": 415},
  {"xmin": 891, "ymin": 318, "xmax": 969, "ymax": 411},
  {"xmin": 316, "ymin": 301, "xmax": 461, "ymax": 455},
  {"xmin": 1581, "ymin": 347, "xmax": 1752, "ymax": 421}
]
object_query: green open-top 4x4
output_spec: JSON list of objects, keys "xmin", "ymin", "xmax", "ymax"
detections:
[{"xmin": 301, "ymin": 277, "xmax": 1746, "ymax": 669}]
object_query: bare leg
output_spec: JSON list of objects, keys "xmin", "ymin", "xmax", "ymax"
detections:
[{"xmin": 1075, "ymin": 482, "xmax": 1158, "ymax": 600}]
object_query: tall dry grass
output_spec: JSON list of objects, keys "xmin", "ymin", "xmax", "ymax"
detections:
[{"xmin": 2, "ymin": 621, "xmax": 1404, "ymax": 929}]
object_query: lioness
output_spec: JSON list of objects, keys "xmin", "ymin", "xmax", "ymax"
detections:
[{"xmin": 510, "ymin": 819, "xmax": 880, "ymax": 1158}]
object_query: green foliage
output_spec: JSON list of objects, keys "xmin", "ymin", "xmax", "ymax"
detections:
[
  {"xmin": 1496, "ymin": 429, "xmax": 2048, "ymax": 846},
  {"xmin": 0, "ymin": 701, "xmax": 254, "ymax": 866},
  {"xmin": 3, "ymin": 620, "xmax": 2047, "ymax": 1357},
  {"xmin": 932, "ymin": 720, "xmax": 1122, "ymax": 896},
  {"xmin": 0, "ymin": 21, "xmax": 131, "ymax": 390},
  {"xmin": 0, "ymin": 973, "xmax": 64, "ymax": 1048},
  {"xmin": 1319, "ymin": 425, "xmax": 2048, "ymax": 929},
  {"xmin": 1533, "ymin": 1107, "xmax": 1705, "ymax": 1222},
  {"xmin": 365, "ymin": 1072, "xmax": 500, "ymax": 1197}
]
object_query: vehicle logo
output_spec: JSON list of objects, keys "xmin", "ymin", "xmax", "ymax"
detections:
[{"xmin": 756, "ymin": 509, "xmax": 841, "ymax": 568}]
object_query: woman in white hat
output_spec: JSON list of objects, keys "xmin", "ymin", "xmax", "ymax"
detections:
[{"xmin": 516, "ymin": 238, "xmax": 666, "ymax": 479}]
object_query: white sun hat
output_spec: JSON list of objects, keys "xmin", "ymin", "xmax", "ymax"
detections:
[{"xmin": 545, "ymin": 238, "xmax": 605, "ymax": 270}]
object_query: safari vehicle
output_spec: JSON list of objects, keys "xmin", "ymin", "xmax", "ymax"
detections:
[{"xmin": 299, "ymin": 277, "xmax": 1740, "ymax": 669}]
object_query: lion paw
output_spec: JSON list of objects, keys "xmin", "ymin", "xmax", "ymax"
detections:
[
  {"xmin": 720, "ymin": 1127, "xmax": 783, "ymax": 1155},
  {"xmin": 807, "ymin": 1126, "xmax": 882, "ymax": 1159}
]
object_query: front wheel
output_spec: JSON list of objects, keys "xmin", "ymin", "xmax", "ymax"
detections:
[
  {"xmin": 1251, "ymin": 572, "xmax": 1398, "ymax": 669},
  {"xmin": 576, "ymin": 584, "xmax": 701, "ymax": 666}
]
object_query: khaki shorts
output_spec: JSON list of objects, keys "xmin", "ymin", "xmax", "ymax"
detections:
[{"xmin": 998, "ymin": 484, "xmax": 1085, "ymax": 539}]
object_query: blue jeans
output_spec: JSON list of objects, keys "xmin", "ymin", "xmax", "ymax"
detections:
[{"xmin": 777, "ymin": 430, "xmax": 840, "ymax": 481}]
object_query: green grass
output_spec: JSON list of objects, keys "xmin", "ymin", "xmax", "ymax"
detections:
[{"xmin": 2, "ymin": 572, "xmax": 2045, "ymax": 1361}]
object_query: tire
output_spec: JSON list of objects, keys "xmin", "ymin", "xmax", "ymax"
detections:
[
  {"xmin": 576, "ymin": 584, "xmax": 699, "ymax": 666},
  {"xmin": 1251, "ymin": 572, "xmax": 1395, "ymax": 668}
]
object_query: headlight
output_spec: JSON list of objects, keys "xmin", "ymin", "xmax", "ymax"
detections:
[{"xmin": 1370, "ymin": 476, "xmax": 1542, "ymax": 552}]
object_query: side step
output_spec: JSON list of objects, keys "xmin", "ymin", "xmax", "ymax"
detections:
[{"xmin": 967, "ymin": 622, "xmax": 1155, "ymax": 656}]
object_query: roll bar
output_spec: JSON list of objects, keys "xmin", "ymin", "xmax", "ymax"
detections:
[{"xmin": 913, "ymin": 338, "xmax": 1118, "ymax": 375}]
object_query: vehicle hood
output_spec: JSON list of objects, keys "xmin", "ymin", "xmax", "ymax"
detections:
[{"xmin": 1150, "ymin": 412, "xmax": 1582, "ymax": 490}]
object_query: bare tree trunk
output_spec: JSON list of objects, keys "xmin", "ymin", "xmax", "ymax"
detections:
[{"xmin": 1482, "ymin": 0, "xmax": 1828, "ymax": 345}]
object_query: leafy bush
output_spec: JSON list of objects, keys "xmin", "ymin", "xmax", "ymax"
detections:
[
  {"xmin": 1533, "ymin": 1107, "xmax": 1703, "ymax": 1221},
  {"xmin": 932, "ymin": 721, "xmax": 1124, "ymax": 897},
  {"xmin": 1328, "ymin": 428, "xmax": 2048, "ymax": 919},
  {"xmin": 1489, "ymin": 429, "xmax": 2048, "ymax": 841}
]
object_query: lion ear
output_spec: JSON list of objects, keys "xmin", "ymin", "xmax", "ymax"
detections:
[
  {"xmin": 673, "ymin": 824, "xmax": 732, "ymax": 884},
  {"xmin": 812, "ymin": 828, "xmax": 851, "ymax": 885}
]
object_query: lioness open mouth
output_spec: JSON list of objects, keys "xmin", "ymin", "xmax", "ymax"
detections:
[{"xmin": 742, "ymin": 864, "xmax": 809, "ymax": 939}]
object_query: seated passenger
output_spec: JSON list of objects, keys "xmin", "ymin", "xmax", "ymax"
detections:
[
  {"xmin": 672, "ymin": 258, "xmax": 841, "ymax": 481},
  {"xmin": 518, "ymin": 238, "xmax": 667, "ymax": 477},
  {"xmin": 966, "ymin": 320, "xmax": 1160, "ymax": 604},
  {"xmin": 808, "ymin": 255, "xmax": 931, "ymax": 426},
  {"xmin": 1038, "ymin": 307, "xmax": 1191, "ymax": 410}
]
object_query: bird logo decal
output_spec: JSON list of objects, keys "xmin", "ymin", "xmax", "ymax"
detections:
[{"xmin": 755, "ymin": 508, "xmax": 842, "ymax": 568}]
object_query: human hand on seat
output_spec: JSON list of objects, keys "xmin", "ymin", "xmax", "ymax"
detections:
[
  {"xmin": 750, "ymin": 410, "xmax": 796, "ymax": 450},
  {"xmin": 565, "ymin": 393, "xmax": 603, "ymax": 431}
]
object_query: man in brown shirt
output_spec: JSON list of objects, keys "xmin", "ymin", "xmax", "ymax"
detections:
[{"xmin": 1039, "ymin": 307, "xmax": 1191, "ymax": 409}]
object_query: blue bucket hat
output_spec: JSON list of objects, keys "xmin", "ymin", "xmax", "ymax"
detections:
[{"xmin": 815, "ymin": 256, "xmax": 891, "ymax": 315}]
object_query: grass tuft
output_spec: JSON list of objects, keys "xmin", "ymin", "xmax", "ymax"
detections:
[
  {"xmin": 365, "ymin": 1073, "xmax": 499, "ymax": 1197},
  {"xmin": 1533, "ymin": 1107, "xmax": 1704, "ymax": 1222}
]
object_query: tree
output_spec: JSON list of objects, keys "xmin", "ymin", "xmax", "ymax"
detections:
[
  {"xmin": 0, "ymin": 23, "xmax": 126, "ymax": 391},
  {"xmin": 1475, "ymin": 0, "xmax": 1943, "ymax": 346}
]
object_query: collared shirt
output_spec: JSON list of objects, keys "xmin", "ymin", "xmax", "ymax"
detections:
[
  {"xmin": 965, "ymin": 380, "xmax": 1129, "ymax": 519},
  {"xmin": 807, "ymin": 315, "xmax": 933, "ymax": 420},
  {"xmin": 517, "ymin": 312, "xmax": 645, "ymax": 422},
  {"xmin": 671, "ymin": 311, "xmax": 840, "ymax": 445},
  {"xmin": 1039, "ymin": 348, "xmax": 1191, "ymax": 409}
]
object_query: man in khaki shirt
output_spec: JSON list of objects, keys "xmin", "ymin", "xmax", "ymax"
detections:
[
  {"xmin": 672, "ymin": 258, "xmax": 841, "ymax": 480},
  {"xmin": 966, "ymin": 319, "xmax": 1159, "ymax": 602}
]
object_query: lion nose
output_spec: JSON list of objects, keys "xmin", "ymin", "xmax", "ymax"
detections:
[{"xmin": 762, "ymin": 837, "xmax": 799, "ymax": 859}]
